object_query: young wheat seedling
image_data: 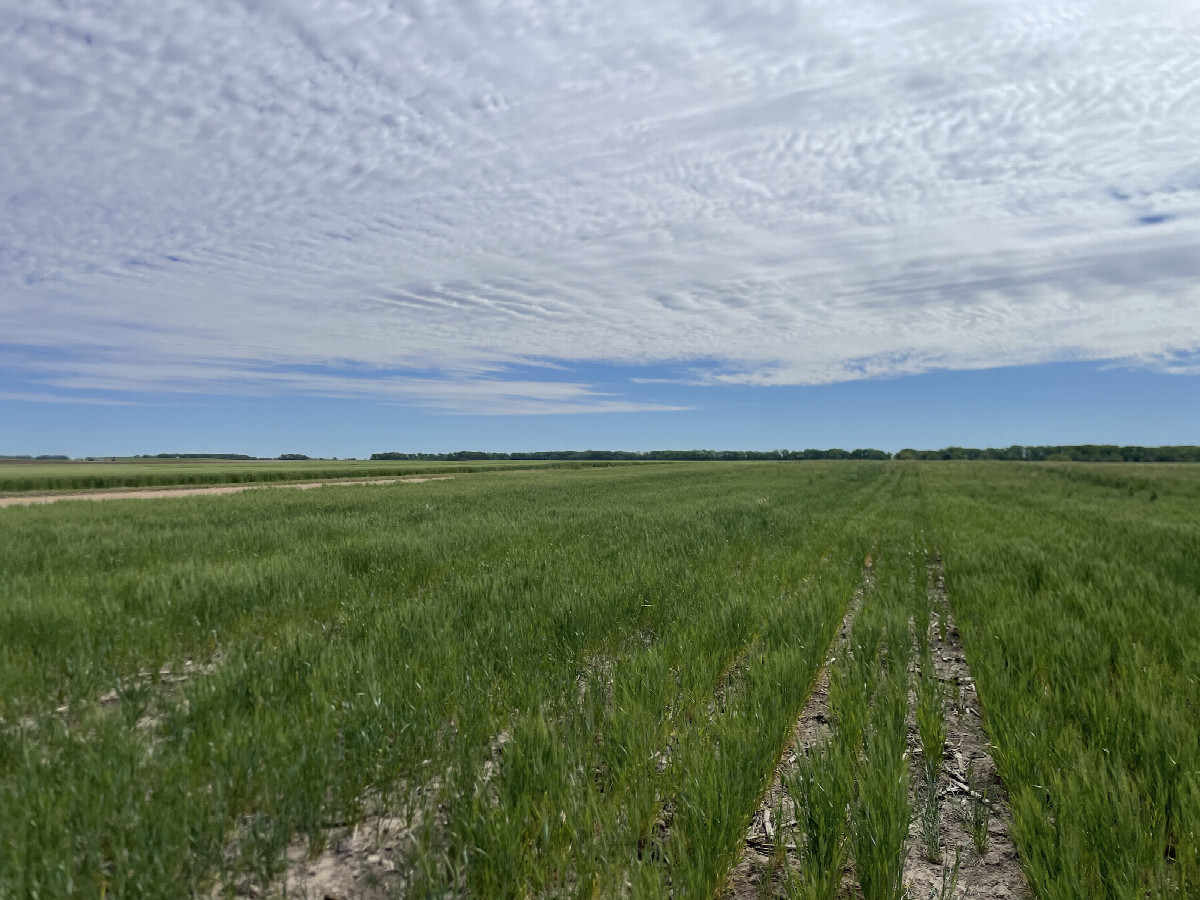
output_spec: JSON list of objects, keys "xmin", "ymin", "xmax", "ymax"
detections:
[
  {"xmin": 965, "ymin": 759, "xmax": 992, "ymax": 855},
  {"xmin": 916, "ymin": 663, "xmax": 946, "ymax": 784},
  {"xmin": 920, "ymin": 766, "xmax": 942, "ymax": 863},
  {"xmin": 851, "ymin": 680, "xmax": 909, "ymax": 900},
  {"xmin": 927, "ymin": 846, "xmax": 963, "ymax": 900},
  {"xmin": 784, "ymin": 742, "xmax": 852, "ymax": 900}
]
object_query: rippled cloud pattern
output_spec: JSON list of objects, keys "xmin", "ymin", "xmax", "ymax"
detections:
[{"xmin": 3, "ymin": 0, "xmax": 1200, "ymax": 412}]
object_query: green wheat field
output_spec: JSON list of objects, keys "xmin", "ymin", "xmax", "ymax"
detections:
[{"xmin": 2, "ymin": 462, "xmax": 1197, "ymax": 898}]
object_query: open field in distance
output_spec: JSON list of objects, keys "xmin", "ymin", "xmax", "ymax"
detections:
[
  {"xmin": 1, "ymin": 462, "xmax": 1197, "ymax": 898},
  {"xmin": 0, "ymin": 458, "xmax": 642, "ymax": 494}
]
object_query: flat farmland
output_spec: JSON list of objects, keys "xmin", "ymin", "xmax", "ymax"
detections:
[
  {"xmin": 0, "ymin": 458, "xmax": 625, "ymax": 495},
  {"xmin": 1, "ymin": 463, "xmax": 1197, "ymax": 898}
]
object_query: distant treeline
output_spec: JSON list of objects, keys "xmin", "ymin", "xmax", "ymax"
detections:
[
  {"xmin": 373, "ymin": 446, "xmax": 1200, "ymax": 463},
  {"xmin": 132, "ymin": 454, "xmax": 321, "ymax": 460},
  {"xmin": 372, "ymin": 449, "xmax": 892, "ymax": 461},
  {"xmin": 894, "ymin": 445, "xmax": 1200, "ymax": 462},
  {"xmin": 10, "ymin": 446, "xmax": 1199, "ymax": 465}
]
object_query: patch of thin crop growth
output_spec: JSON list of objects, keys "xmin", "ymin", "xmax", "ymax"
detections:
[
  {"xmin": 964, "ymin": 759, "xmax": 991, "ymax": 855},
  {"xmin": 927, "ymin": 847, "xmax": 963, "ymax": 900}
]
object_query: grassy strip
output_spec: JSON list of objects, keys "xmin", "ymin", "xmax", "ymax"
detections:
[
  {"xmin": 921, "ymin": 462, "xmax": 1200, "ymax": 897},
  {"xmin": 914, "ymin": 562, "xmax": 947, "ymax": 864},
  {"xmin": 847, "ymin": 546, "xmax": 913, "ymax": 900},
  {"xmin": 420, "ymin": 469, "xmax": 890, "ymax": 897},
  {"xmin": 781, "ymin": 525, "xmax": 920, "ymax": 899}
]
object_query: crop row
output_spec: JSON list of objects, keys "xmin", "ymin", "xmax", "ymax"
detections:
[
  {"xmin": 780, "ymin": 535, "xmax": 922, "ymax": 900},
  {"xmin": 923, "ymin": 463, "xmax": 1200, "ymax": 897}
]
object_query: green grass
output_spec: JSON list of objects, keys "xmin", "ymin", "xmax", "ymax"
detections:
[
  {"xmin": 784, "ymin": 740, "xmax": 853, "ymax": 900},
  {"xmin": 921, "ymin": 462, "xmax": 1200, "ymax": 898},
  {"xmin": 781, "ymin": 519, "xmax": 922, "ymax": 898},
  {"xmin": 2, "ymin": 460, "xmax": 1199, "ymax": 898},
  {"xmin": 0, "ymin": 462, "xmax": 889, "ymax": 898},
  {"xmin": 844, "ymin": 544, "xmax": 915, "ymax": 900}
]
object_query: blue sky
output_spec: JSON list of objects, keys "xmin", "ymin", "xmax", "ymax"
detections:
[
  {"xmin": 2, "ymin": 360, "xmax": 1197, "ymax": 458},
  {"xmin": 3, "ymin": 1, "xmax": 1200, "ymax": 454}
]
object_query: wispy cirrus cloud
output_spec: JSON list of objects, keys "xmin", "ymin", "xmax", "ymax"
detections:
[
  {"xmin": 0, "ymin": 390, "xmax": 147, "ymax": 406},
  {"xmin": 0, "ymin": 345, "xmax": 686, "ymax": 415},
  {"xmin": 3, "ymin": 0, "xmax": 1200, "ymax": 412}
]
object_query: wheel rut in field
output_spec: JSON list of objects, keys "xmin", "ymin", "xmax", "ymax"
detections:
[
  {"xmin": 901, "ymin": 553, "xmax": 1028, "ymax": 899},
  {"xmin": 721, "ymin": 558, "xmax": 871, "ymax": 899}
]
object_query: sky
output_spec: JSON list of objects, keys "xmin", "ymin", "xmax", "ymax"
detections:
[{"xmin": 2, "ymin": 0, "xmax": 1199, "ymax": 455}]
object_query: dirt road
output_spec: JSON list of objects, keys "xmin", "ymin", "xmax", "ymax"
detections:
[{"xmin": 0, "ymin": 475, "xmax": 455, "ymax": 508}]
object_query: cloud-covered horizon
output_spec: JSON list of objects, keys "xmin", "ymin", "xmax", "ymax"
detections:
[{"xmin": 4, "ymin": 0, "xmax": 1200, "ymax": 413}]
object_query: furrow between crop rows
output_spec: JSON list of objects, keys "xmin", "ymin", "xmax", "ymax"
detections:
[
  {"xmin": 721, "ymin": 558, "xmax": 870, "ymax": 898},
  {"xmin": 603, "ymin": 548, "xmax": 863, "ymax": 898},
  {"xmin": 900, "ymin": 551, "xmax": 1027, "ymax": 898}
]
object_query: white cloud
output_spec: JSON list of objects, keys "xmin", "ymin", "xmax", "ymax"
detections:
[
  {"xmin": 2, "ymin": 0, "xmax": 1200, "ymax": 410},
  {"xmin": 0, "ymin": 348, "xmax": 688, "ymax": 415},
  {"xmin": 0, "ymin": 390, "xmax": 146, "ymax": 406}
]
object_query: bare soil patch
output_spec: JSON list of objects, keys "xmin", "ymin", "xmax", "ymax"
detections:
[
  {"xmin": 16, "ymin": 655, "xmax": 221, "ymax": 733},
  {"xmin": 250, "ymin": 789, "xmax": 436, "ymax": 900},
  {"xmin": 224, "ymin": 732, "xmax": 513, "ymax": 900},
  {"xmin": 901, "ymin": 556, "xmax": 1028, "ymax": 899},
  {"xmin": 0, "ymin": 475, "xmax": 456, "ymax": 507}
]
